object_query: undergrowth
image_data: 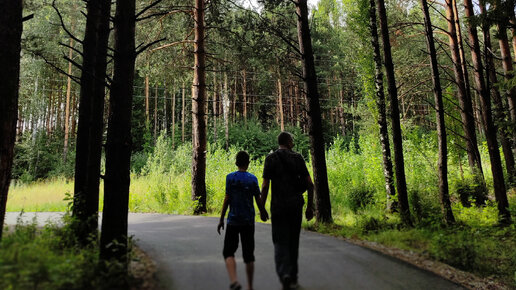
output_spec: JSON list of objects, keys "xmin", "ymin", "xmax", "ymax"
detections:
[{"xmin": 0, "ymin": 213, "xmax": 143, "ymax": 290}]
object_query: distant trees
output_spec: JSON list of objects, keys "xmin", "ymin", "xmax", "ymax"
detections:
[{"xmin": 0, "ymin": 0, "xmax": 23, "ymax": 241}]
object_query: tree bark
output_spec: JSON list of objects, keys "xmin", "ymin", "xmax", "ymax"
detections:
[
  {"xmin": 191, "ymin": 0, "xmax": 207, "ymax": 214},
  {"xmin": 278, "ymin": 78, "xmax": 285, "ymax": 131},
  {"xmin": 100, "ymin": 0, "xmax": 135, "ymax": 267},
  {"xmin": 73, "ymin": 0, "xmax": 111, "ymax": 244},
  {"xmin": 484, "ymin": 2, "xmax": 516, "ymax": 185},
  {"xmin": 145, "ymin": 75, "xmax": 150, "ymax": 124},
  {"xmin": 154, "ymin": 84, "xmax": 158, "ymax": 141},
  {"xmin": 213, "ymin": 70, "xmax": 218, "ymax": 142},
  {"xmin": 296, "ymin": 0, "xmax": 332, "ymax": 223},
  {"xmin": 368, "ymin": 0, "xmax": 396, "ymax": 211},
  {"xmin": 464, "ymin": 0, "xmax": 511, "ymax": 223},
  {"xmin": 377, "ymin": 0, "xmax": 412, "ymax": 225},
  {"xmin": 64, "ymin": 36, "xmax": 74, "ymax": 163},
  {"xmin": 224, "ymin": 69, "xmax": 230, "ymax": 150},
  {"xmin": 0, "ymin": 0, "xmax": 23, "ymax": 241},
  {"xmin": 243, "ymin": 69, "xmax": 247, "ymax": 122},
  {"xmin": 181, "ymin": 84, "xmax": 185, "ymax": 143},
  {"xmin": 445, "ymin": 0, "xmax": 486, "ymax": 194},
  {"xmin": 496, "ymin": 4, "xmax": 516, "ymax": 152},
  {"xmin": 421, "ymin": 0, "xmax": 455, "ymax": 224},
  {"xmin": 172, "ymin": 83, "xmax": 176, "ymax": 149}
]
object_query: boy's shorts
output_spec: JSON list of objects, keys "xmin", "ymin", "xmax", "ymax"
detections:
[{"xmin": 223, "ymin": 224, "xmax": 255, "ymax": 263}]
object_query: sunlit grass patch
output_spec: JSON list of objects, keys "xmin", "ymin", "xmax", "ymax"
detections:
[{"xmin": 7, "ymin": 178, "xmax": 73, "ymax": 212}]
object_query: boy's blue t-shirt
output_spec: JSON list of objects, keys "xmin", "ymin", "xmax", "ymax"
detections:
[{"xmin": 226, "ymin": 171, "xmax": 260, "ymax": 225}]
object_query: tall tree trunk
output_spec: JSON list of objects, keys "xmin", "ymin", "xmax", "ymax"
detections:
[
  {"xmin": 377, "ymin": 0, "xmax": 412, "ymax": 225},
  {"xmin": 445, "ymin": 0, "xmax": 486, "ymax": 195},
  {"xmin": 464, "ymin": 0, "xmax": 511, "ymax": 223},
  {"xmin": 191, "ymin": 0, "xmax": 207, "ymax": 214},
  {"xmin": 73, "ymin": 0, "xmax": 111, "ymax": 244},
  {"xmin": 224, "ymin": 69, "xmax": 230, "ymax": 150},
  {"xmin": 485, "ymin": 2, "xmax": 516, "ymax": 185},
  {"xmin": 181, "ymin": 84, "xmax": 185, "ymax": 143},
  {"xmin": 64, "ymin": 36, "xmax": 74, "ymax": 163},
  {"xmin": 100, "ymin": 0, "xmax": 135, "ymax": 267},
  {"xmin": 0, "ymin": 0, "xmax": 23, "ymax": 241},
  {"xmin": 154, "ymin": 84, "xmax": 158, "ymax": 141},
  {"xmin": 145, "ymin": 75, "xmax": 149, "ymax": 124},
  {"xmin": 496, "ymin": 5, "xmax": 516, "ymax": 151},
  {"xmin": 163, "ymin": 85, "xmax": 167, "ymax": 134},
  {"xmin": 172, "ymin": 83, "xmax": 176, "ymax": 149},
  {"xmin": 278, "ymin": 78, "xmax": 285, "ymax": 131},
  {"xmin": 368, "ymin": 0, "xmax": 396, "ymax": 211},
  {"xmin": 243, "ymin": 69, "xmax": 247, "ymax": 122},
  {"xmin": 296, "ymin": 0, "xmax": 332, "ymax": 223},
  {"xmin": 421, "ymin": 0, "xmax": 455, "ymax": 224},
  {"xmin": 213, "ymin": 70, "xmax": 218, "ymax": 142},
  {"xmin": 508, "ymin": 0, "xmax": 516, "ymax": 60}
]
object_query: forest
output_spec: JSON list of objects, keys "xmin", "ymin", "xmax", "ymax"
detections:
[{"xmin": 0, "ymin": 0, "xmax": 515, "ymax": 288}]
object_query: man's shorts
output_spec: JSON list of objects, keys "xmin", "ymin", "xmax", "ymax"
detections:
[{"xmin": 223, "ymin": 224, "xmax": 255, "ymax": 263}]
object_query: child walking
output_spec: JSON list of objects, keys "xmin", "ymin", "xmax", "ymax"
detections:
[{"xmin": 218, "ymin": 151, "xmax": 269, "ymax": 290}]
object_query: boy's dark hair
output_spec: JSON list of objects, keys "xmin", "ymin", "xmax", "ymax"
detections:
[
  {"xmin": 278, "ymin": 131, "xmax": 293, "ymax": 146},
  {"xmin": 235, "ymin": 151, "xmax": 250, "ymax": 167}
]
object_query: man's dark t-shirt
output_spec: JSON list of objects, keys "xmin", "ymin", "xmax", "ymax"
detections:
[{"xmin": 262, "ymin": 149, "xmax": 310, "ymax": 214}]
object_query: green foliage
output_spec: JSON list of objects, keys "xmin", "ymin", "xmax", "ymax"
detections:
[
  {"xmin": 12, "ymin": 130, "xmax": 75, "ymax": 183},
  {"xmin": 0, "ymin": 213, "xmax": 143, "ymax": 290},
  {"xmin": 431, "ymin": 230, "xmax": 478, "ymax": 270}
]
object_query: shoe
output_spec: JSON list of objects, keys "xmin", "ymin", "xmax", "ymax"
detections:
[
  {"xmin": 230, "ymin": 281, "xmax": 241, "ymax": 290},
  {"xmin": 281, "ymin": 275, "xmax": 291, "ymax": 290},
  {"xmin": 290, "ymin": 276, "xmax": 299, "ymax": 289}
]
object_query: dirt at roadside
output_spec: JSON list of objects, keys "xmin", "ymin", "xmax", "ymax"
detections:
[{"xmin": 130, "ymin": 246, "xmax": 159, "ymax": 290}]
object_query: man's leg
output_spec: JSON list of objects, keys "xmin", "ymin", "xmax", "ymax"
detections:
[
  {"xmin": 289, "ymin": 206, "xmax": 303, "ymax": 284},
  {"xmin": 271, "ymin": 212, "xmax": 292, "ymax": 282}
]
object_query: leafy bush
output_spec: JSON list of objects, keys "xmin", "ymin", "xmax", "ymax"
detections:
[
  {"xmin": 430, "ymin": 230, "xmax": 478, "ymax": 271},
  {"xmin": 346, "ymin": 187, "xmax": 374, "ymax": 213}
]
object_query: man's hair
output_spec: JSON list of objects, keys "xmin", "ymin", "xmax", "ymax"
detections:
[
  {"xmin": 235, "ymin": 151, "xmax": 250, "ymax": 167},
  {"xmin": 277, "ymin": 131, "xmax": 293, "ymax": 146}
]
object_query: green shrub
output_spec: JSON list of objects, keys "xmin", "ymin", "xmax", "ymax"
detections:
[
  {"xmin": 346, "ymin": 187, "xmax": 374, "ymax": 213},
  {"xmin": 430, "ymin": 230, "xmax": 478, "ymax": 271}
]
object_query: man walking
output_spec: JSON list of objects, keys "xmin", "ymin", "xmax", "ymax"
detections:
[{"xmin": 260, "ymin": 131, "xmax": 314, "ymax": 290}]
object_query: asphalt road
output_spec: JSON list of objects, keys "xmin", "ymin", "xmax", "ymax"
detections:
[{"xmin": 4, "ymin": 212, "xmax": 463, "ymax": 290}]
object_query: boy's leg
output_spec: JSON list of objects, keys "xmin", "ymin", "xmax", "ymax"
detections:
[
  {"xmin": 223, "ymin": 225, "xmax": 240, "ymax": 285},
  {"xmin": 245, "ymin": 262, "xmax": 254, "ymax": 290},
  {"xmin": 241, "ymin": 225, "xmax": 255, "ymax": 289},
  {"xmin": 225, "ymin": 257, "xmax": 238, "ymax": 284}
]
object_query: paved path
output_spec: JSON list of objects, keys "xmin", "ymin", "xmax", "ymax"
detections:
[{"xmin": 5, "ymin": 212, "xmax": 463, "ymax": 290}]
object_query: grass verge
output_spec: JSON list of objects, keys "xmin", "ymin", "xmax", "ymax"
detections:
[{"xmin": 0, "ymin": 213, "xmax": 154, "ymax": 290}]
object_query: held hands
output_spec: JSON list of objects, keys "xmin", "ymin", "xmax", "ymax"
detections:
[
  {"xmin": 305, "ymin": 204, "xmax": 314, "ymax": 221},
  {"xmin": 217, "ymin": 220, "xmax": 224, "ymax": 235},
  {"xmin": 260, "ymin": 209, "xmax": 269, "ymax": 222}
]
